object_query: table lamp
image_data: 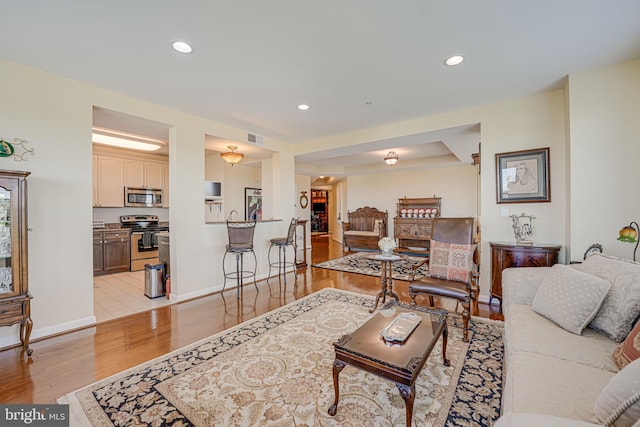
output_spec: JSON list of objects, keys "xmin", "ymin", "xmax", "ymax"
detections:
[{"xmin": 617, "ymin": 221, "xmax": 639, "ymax": 261}]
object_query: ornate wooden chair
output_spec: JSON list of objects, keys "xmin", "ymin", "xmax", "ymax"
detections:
[{"xmin": 408, "ymin": 217, "xmax": 478, "ymax": 342}]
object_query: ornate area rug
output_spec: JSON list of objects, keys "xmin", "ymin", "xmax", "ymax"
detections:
[
  {"xmin": 313, "ymin": 252, "xmax": 430, "ymax": 280},
  {"xmin": 59, "ymin": 289, "xmax": 503, "ymax": 426}
]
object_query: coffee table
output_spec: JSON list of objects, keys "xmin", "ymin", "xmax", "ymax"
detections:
[{"xmin": 328, "ymin": 301, "xmax": 449, "ymax": 426}]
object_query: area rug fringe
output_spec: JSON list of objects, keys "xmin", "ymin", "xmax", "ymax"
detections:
[{"xmin": 59, "ymin": 289, "xmax": 503, "ymax": 426}]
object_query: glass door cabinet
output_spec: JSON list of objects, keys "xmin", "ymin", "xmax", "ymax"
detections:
[{"xmin": 0, "ymin": 170, "xmax": 31, "ymax": 357}]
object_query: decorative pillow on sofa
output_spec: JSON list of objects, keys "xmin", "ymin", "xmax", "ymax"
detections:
[
  {"xmin": 532, "ymin": 264, "xmax": 610, "ymax": 335},
  {"xmin": 613, "ymin": 319, "xmax": 640, "ymax": 370},
  {"xmin": 574, "ymin": 254, "xmax": 640, "ymax": 342},
  {"xmin": 593, "ymin": 357, "xmax": 640, "ymax": 427},
  {"xmin": 429, "ymin": 239, "xmax": 476, "ymax": 284}
]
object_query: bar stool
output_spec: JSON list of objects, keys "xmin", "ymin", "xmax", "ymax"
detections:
[
  {"xmin": 222, "ymin": 220, "xmax": 258, "ymax": 298},
  {"xmin": 267, "ymin": 218, "xmax": 297, "ymax": 285}
]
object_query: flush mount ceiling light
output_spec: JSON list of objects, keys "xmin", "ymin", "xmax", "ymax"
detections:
[
  {"xmin": 444, "ymin": 55, "xmax": 465, "ymax": 66},
  {"xmin": 384, "ymin": 151, "xmax": 399, "ymax": 166},
  {"xmin": 297, "ymin": 104, "xmax": 310, "ymax": 111},
  {"xmin": 220, "ymin": 145, "xmax": 244, "ymax": 166},
  {"xmin": 172, "ymin": 41, "xmax": 193, "ymax": 54},
  {"xmin": 92, "ymin": 127, "xmax": 166, "ymax": 151}
]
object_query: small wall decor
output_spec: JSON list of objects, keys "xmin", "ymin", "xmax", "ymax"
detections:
[
  {"xmin": 510, "ymin": 213, "xmax": 535, "ymax": 244},
  {"xmin": 0, "ymin": 137, "xmax": 36, "ymax": 162},
  {"xmin": 245, "ymin": 188, "xmax": 262, "ymax": 221},
  {"xmin": 496, "ymin": 147, "xmax": 550, "ymax": 203},
  {"xmin": 299, "ymin": 191, "xmax": 309, "ymax": 209}
]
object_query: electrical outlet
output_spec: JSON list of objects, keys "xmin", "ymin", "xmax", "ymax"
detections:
[{"xmin": 501, "ymin": 206, "xmax": 509, "ymax": 217}]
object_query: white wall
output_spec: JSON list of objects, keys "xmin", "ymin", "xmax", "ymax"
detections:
[{"xmin": 568, "ymin": 59, "xmax": 640, "ymax": 261}]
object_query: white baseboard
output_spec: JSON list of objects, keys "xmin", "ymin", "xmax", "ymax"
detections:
[{"xmin": 0, "ymin": 315, "xmax": 96, "ymax": 351}]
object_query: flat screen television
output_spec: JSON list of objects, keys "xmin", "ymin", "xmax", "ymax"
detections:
[
  {"xmin": 312, "ymin": 202, "xmax": 326, "ymax": 213},
  {"xmin": 204, "ymin": 181, "xmax": 222, "ymax": 200}
]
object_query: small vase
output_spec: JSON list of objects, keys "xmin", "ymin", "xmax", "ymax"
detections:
[{"xmin": 382, "ymin": 249, "xmax": 393, "ymax": 257}]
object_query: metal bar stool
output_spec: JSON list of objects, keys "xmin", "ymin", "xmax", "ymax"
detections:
[
  {"xmin": 267, "ymin": 218, "xmax": 297, "ymax": 285},
  {"xmin": 222, "ymin": 220, "xmax": 258, "ymax": 298}
]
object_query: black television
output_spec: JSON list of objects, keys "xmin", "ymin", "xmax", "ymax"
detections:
[{"xmin": 312, "ymin": 202, "xmax": 326, "ymax": 213}]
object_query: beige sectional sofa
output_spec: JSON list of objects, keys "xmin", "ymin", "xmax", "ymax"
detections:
[{"xmin": 495, "ymin": 254, "xmax": 640, "ymax": 427}]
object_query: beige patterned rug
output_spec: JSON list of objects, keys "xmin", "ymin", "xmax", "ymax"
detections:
[
  {"xmin": 59, "ymin": 289, "xmax": 503, "ymax": 426},
  {"xmin": 313, "ymin": 252, "xmax": 430, "ymax": 280}
]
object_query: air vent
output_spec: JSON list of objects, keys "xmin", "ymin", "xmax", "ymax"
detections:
[{"xmin": 247, "ymin": 133, "xmax": 264, "ymax": 145}]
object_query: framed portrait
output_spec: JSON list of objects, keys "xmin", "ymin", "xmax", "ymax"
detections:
[
  {"xmin": 496, "ymin": 147, "xmax": 550, "ymax": 203},
  {"xmin": 245, "ymin": 188, "xmax": 262, "ymax": 221}
]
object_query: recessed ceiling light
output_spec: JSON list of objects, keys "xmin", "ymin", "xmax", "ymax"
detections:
[
  {"xmin": 297, "ymin": 104, "xmax": 310, "ymax": 111},
  {"xmin": 172, "ymin": 41, "xmax": 193, "ymax": 54},
  {"xmin": 444, "ymin": 55, "xmax": 464, "ymax": 66}
]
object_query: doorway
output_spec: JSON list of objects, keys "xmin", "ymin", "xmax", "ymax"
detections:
[{"xmin": 311, "ymin": 189, "xmax": 329, "ymax": 233}]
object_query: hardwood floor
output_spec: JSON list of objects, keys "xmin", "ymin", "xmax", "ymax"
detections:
[{"xmin": 0, "ymin": 235, "xmax": 502, "ymax": 404}]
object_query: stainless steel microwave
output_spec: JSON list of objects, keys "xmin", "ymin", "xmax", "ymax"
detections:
[{"xmin": 125, "ymin": 187, "xmax": 163, "ymax": 207}]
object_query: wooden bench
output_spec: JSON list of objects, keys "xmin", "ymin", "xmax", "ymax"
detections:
[{"xmin": 342, "ymin": 206, "xmax": 388, "ymax": 251}]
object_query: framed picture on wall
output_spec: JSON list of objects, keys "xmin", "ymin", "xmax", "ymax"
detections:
[
  {"xmin": 496, "ymin": 147, "xmax": 550, "ymax": 203},
  {"xmin": 245, "ymin": 188, "xmax": 262, "ymax": 221}
]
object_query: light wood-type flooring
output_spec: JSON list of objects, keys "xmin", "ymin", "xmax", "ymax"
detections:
[{"xmin": 0, "ymin": 235, "xmax": 502, "ymax": 404}]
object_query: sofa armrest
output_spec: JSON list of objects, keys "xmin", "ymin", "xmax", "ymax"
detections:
[{"xmin": 502, "ymin": 267, "xmax": 552, "ymax": 307}]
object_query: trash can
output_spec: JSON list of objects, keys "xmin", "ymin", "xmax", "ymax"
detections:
[{"xmin": 144, "ymin": 263, "xmax": 165, "ymax": 298}]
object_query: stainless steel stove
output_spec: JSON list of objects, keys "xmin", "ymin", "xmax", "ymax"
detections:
[{"xmin": 120, "ymin": 215, "xmax": 169, "ymax": 271}]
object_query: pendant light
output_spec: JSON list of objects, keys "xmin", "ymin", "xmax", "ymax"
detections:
[
  {"xmin": 220, "ymin": 146, "xmax": 244, "ymax": 166},
  {"xmin": 384, "ymin": 151, "xmax": 399, "ymax": 166}
]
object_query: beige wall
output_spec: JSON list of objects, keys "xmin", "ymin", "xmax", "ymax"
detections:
[
  {"xmin": 0, "ymin": 59, "xmax": 293, "ymax": 348},
  {"xmin": 568, "ymin": 59, "xmax": 640, "ymax": 260}
]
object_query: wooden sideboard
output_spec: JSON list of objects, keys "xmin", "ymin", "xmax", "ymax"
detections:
[{"xmin": 490, "ymin": 241, "xmax": 561, "ymax": 308}]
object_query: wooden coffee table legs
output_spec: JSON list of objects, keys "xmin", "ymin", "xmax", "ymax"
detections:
[{"xmin": 327, "ymin": 359, "xmax": 346, "ymax": 416}]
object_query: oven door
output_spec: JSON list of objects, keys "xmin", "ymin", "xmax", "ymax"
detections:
[
  {"xmin": 125, "ymin": 187, "xmax": 163, "ymax": 207},
  {"xmin": 130, "ymin": 232, "xmax": 160, "ymax": 271}
]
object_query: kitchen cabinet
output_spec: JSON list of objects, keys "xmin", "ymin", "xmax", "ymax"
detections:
[
  {"xmin": 93, "ymin": 152, "xmax": 168, "ymax": 208},
  {"xmin": 489, "ymin": 241, "xmax": 561, "ymax": 308},
  {"xmin": 393, "ymin": 197, "xmax": 441, "ymax": 252},
  {"xmin": 0, "ymin": 170, "xmax": 32, "ymax": 356},
  {"xmin": 94, "ymin": 155, "xmax": 125, "ymax": 207},
  {"xmin": 124, "ymin": 159, "xmax": 164, "ymax": 189},
  {"xmin": 93, "ymin": 230, "xmax": 131, "ymax": 275}
]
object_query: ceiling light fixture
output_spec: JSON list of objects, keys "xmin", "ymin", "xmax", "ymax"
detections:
[
  {"xmin": 297, "ymin": 104, "xmax": 310, "ymax": 111},
  {"xmin": 172, "ymin": 41, "xmax": 193, "ymax": 54},
  {"xmin": 92, "ymin": 127, "xmax": 166, "ymax": 151},
  {"xmin": 384, "ymin": 151, "xmax": 399, "ymax": 166},
  {"xmin": 444, "ymin": 55, "xmax": 464, "ymax": 66},
  {"xmin": 220, "ymin": 145, "xmax": 244, "ymax": 166}
]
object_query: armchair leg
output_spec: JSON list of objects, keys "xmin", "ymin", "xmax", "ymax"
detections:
[{"xmin": 461, "ymin": 301, "xmax": 470, "ymax": 343}]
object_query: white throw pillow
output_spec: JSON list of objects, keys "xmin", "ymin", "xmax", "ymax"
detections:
[
  {"xmin": 532, "ymin": 264, "xmax": 611, "ymax": 335},
  {"xmin": 593, "ymin": 358, "xmax": 640, "ymax": 427},
  {"xmin": 574, "ymin": 254, "xmax": 640, "ymax": 342}
]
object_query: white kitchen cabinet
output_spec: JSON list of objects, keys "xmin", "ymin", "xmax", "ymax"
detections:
[
  {"xmin": 124, "ymin": 159, "xmax": 144, "ymax": 188},
  {"xmin": 145, "ymin": 161, "xmax": 164, "ymax": 189},
  {"xmin": 95, "ymin": 155, "xmax": 124, "ymax": 207}
]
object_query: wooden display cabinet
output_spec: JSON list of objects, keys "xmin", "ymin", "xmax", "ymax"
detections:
[
  {"xmin": 0, "ymin": 170, "xmax": 32, "ymax": 356},
  {"xmin": 393, "ymin": 197, "xmax": 441, "ymax": 253},
  {"xmin": 311, "ymin": 190, "xmax": 328, "ymax": 232}
]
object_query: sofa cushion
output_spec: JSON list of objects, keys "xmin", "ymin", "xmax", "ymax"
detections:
[
  {"xmin": 504, "ymin": 303, "xmax": 619, "ymax": 372},
  {"xmin": 502, "ymin": 267, "xmax": 551, "ymax": 306},
  {"xmin": 503, "ymin": 351, "xmax": 615, "ymax": 421},
  {"xmin": 573, "ymin": 254, "xmax": 640, "ymax": 342},
  {"xmin": 593, "ymin": 358, "xmax": 640, "ymax": 427},
  {"xmin": 532, "ymin": 264, "xmax": 611, "ymax": 335},
  {"xmin": 495, "ymin": 413, "xmax": 604, "ymax": 427},
  {"xmin": 429, "ymin": 239, "xmax": 476, "ymax": 284},
  {"xmin": 613, "ymin": 320, "xmax": 640, "ymax": 369}
]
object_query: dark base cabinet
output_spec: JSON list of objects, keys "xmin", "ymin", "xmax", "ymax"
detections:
[
  {"xmin": 490, "ymin": 241, "xmax": 561, "ymax": 308},
  {"xmin": 93, "ymin": 230, "xmax": 131, "ymax": 276}
]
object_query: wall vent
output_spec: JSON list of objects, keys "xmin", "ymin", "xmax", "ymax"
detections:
[{"xmin": 247, "ymin": 133, "xmax": 264, "ymax": 145}]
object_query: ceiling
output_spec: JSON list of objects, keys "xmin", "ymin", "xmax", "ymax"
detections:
[{"xmin": 3, "ymin": 1, "xmax": 640, "ymax": 177}]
